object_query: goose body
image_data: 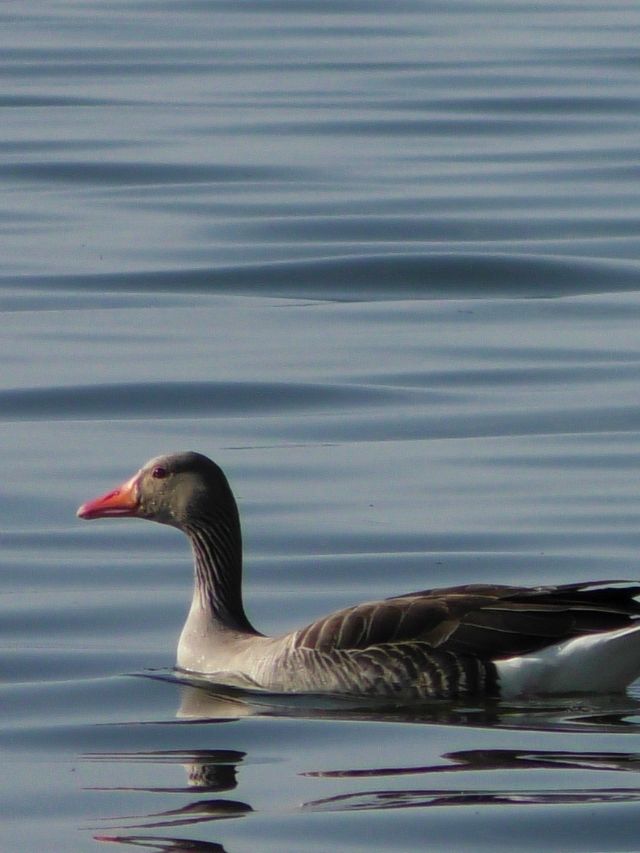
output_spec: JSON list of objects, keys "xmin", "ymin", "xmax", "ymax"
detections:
[{"xmin": 77, "ymin": 452, "xmax": 640, "ymax": 700}]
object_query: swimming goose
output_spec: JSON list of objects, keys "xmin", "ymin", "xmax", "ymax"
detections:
[{"xmin": 77, "ymin": 451, "xmax": 640, "ymax": 700}]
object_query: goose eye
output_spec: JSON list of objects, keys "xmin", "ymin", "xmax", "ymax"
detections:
[{"xmin": 151, "ymin": 466, "xmax": 168, "ymax": 480}]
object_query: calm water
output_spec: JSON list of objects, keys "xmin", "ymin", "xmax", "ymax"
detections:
[{"xmin": 4, "ymin": 2, "xmax": 640, "ymax": 851}]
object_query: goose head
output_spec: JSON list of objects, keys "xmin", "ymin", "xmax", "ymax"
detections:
[{"xmin": 76, "ymin": 451, "xmax": 237, "ymax": 529}]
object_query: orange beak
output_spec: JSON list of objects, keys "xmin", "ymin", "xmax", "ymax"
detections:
[{"xmin": 77, "ymin": 474, "xmax": 140, "ymax": 520}]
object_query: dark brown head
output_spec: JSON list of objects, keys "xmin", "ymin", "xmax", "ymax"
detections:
[{"xmin": 77, "ymin": 451, "xmax": 237, "ymax": 529}]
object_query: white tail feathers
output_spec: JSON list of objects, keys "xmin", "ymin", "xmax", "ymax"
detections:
[{"xmin": 496, "ymin": 623, "xmax": 640, "ymax": 698}]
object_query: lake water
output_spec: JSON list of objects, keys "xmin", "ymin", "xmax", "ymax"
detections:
[{"xmin": 4, "ymin": 1, "xmax": 640, "ymax": 851}]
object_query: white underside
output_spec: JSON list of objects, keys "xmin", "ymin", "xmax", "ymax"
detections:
[{"xmin": 496, "ymin": 623, "xmax": 640, "ymax": 698}]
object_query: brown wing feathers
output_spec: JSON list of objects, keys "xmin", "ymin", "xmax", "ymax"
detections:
[{"xmin": 295, "ymin": 581, "xmax": 640, "ymax": 662}]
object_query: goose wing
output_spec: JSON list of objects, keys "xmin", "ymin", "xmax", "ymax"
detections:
[{"xmin": 293, "ymin": 581, "xmax": 640, "ymax": 660}]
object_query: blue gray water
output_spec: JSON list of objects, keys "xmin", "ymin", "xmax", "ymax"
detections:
[{"xmin": 4, "ymin": 2, "xmax": 640, "ymax": 851}]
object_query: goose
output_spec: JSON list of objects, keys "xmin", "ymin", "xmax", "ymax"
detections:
[{"xmin": 77, "ymin": 451, "xmax": 640, "ymax": 700}]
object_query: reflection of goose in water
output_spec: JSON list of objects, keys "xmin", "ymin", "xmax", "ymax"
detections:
[
  {"xmin": 90, "ymin": 748, "xmax": 249, "ymax": 849},
  {"xmin": 303, "ymin": 785, "xmax": 640, "ymax": 812},
  {"xmin": 86, "ymin": 748, "xmax": 245, "ymax": 794},
  {"xmin": 95, "ymin": 833, "xmax": 227, "ymax": 851},
  {"xmin": 174, "ymin": 679, "xmax": 640, "ymax": 730},
  {"xmin": 90, "ymin": 714, "xmax": 640, "ymax": 851},
  {"xmin": 302, "ymin": 745, "xmax": 640, "ymax": 813},
  {"xmin": 79, "ymin": 452, "xmax": 640, "ymax": 700},
  {"xmin": 305, "ymin": 746, "xmax": 640, "ymax": 779}
]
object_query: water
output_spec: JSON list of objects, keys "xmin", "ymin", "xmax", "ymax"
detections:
[{"xmin": 3, "ymin": 1, "xmax": 640, "ymax": 850}]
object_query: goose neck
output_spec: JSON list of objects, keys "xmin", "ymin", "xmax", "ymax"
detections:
[{"xmin": 184, "ymin": 514, "xmax": 254, "ymax": 634}]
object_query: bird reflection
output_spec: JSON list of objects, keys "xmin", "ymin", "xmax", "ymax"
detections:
[
  {"xmin": 301, "ymin": 745, "xmax": 640, "ymax": 812},
  {"xmin": 303, "ymin": 746, "xmax": 640, "ymax": 778},
  {"xmin": 94, "ymin": 834, "xmax": 227, "ymax": 852},
  {"xmin": 303, "ymin": 786, "xmax": 640, "ymax": 811},
  {"xmin": 102, "ymin": 798, "xmax": 251, "ymax": 830},
  {"xmin": 87, "ymin": 749, "xmax": 245, "ymax": 794},
  {"xmin": 90, "ymin": 746, "xmax": 250, "ymax": 849},
  {"xmin": 173, "ymin": 676, "xmax": 640, "ymax": 730},
  {"xmin": 91, "ymin": 678, "xmax": 640, "ymax": 851}
]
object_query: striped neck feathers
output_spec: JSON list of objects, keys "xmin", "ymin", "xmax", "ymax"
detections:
[{"xmin": 183, "ymin": 508, "xmax": 254, "ymax": 633}]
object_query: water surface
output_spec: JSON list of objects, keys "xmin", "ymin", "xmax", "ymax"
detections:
[{"xmin": 3, "ymin": 2, "xmax": 640, "ymax": 851}]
